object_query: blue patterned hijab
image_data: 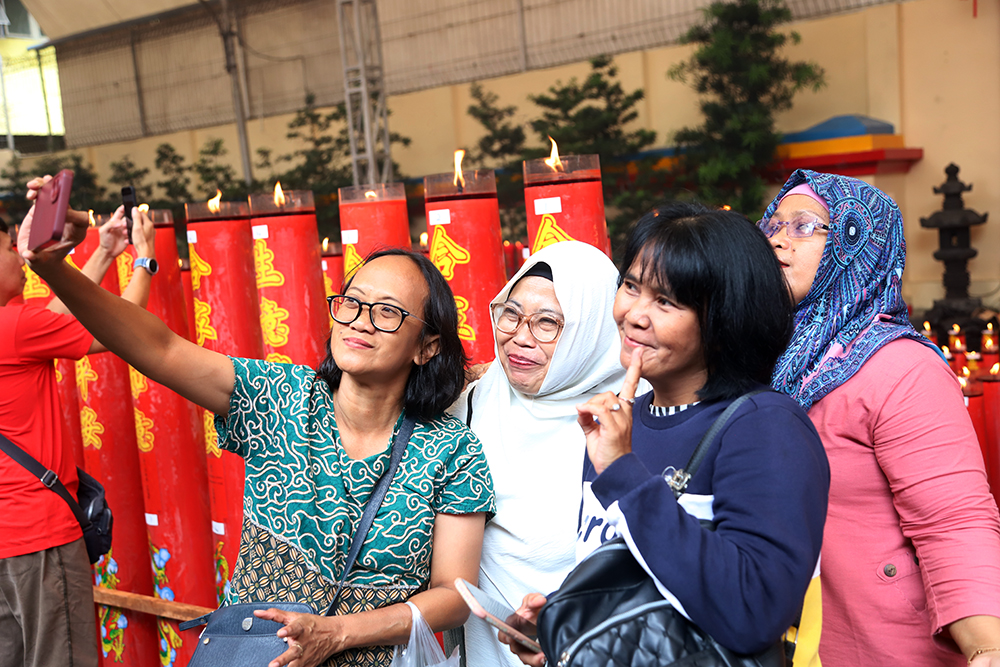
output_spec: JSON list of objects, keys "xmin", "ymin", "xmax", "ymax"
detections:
[{"xmin": 763, "ymin": 169, "xmax": 940, "ymax": 411}]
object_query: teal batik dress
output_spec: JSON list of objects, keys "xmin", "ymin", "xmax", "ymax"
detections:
[{"xmin": 215, "ymin": 358, "xmax": 496, "ymax": 666}]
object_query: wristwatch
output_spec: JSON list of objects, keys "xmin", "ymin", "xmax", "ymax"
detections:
[{"xmin": 134, "ymin": 257, "xmax": 159, "ymax": 275}]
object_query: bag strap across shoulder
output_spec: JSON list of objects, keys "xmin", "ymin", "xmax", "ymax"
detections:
[
  {"xmin": 322, "ymin": 415, "xmax": 415, "ymax": 616},
  {"xmin": 665, "ymin": 389, "xmax": 767, "ymax": 498},
  {"xmin": 0, "ymin": 431, "xmax": 92, "ymax": 530}
]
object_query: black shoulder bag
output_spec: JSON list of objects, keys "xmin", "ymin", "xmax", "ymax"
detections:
[
  {"xmin": 179, "ymin": 417, "xmax": 416, "ymax": 667},
  {"xmin": 536, "ymin": 390, "xmax": 793, "ymax": 667},
  {"xmin": 0, "ymin": 431, "xmax": 113, "ymax": 564}
]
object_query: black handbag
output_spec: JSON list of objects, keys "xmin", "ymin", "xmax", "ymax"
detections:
[
  {"xmin": 536, "ymin": 391, "xmax": 791, "ymax": 667},
  {"xmin": 179, "ymin": 416, "xmax": 416, "ymax": 667},
  {"xmin": 0, "ymin": 431, "xmax": 113, "ymax": 564}
]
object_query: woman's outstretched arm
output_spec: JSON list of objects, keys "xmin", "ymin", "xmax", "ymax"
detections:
[{"xmin": 22, "ymin": 201, "xmax": 234, "ymax": 415}]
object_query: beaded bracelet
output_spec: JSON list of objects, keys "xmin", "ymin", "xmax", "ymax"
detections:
[{"xmin": 968, "ymin": 648, "xmax": 1000, "ymax": 665}]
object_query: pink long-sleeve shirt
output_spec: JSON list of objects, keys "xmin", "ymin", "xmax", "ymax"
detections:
[{"xmin": 809, "ymin": 338, "xmax": 1000, "ymax": 666}]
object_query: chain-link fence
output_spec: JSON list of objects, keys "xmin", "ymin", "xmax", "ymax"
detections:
[
  {"xmin": 0, "ymin": 47, "xmax": 64, "ymax": 152},
  {"xmin": 49, "ymin": 0, "xmax": 898, "ymax": 149}
]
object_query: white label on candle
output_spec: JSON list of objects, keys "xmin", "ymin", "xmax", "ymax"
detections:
[
  {"xmin": 428, "ymin": 209, "xmax": 451, "ymax": 226},
  {"xmin": 187, "ymin": 230, "xmax": 198, "ymax": 244},
  {"xmin": 252, "ymin": 224, "xmax": 269, "ymax": 240},
  {"xmin": 212, "ymin": 521, "xmax": 226, "ymax": 535},
  {"xmin": 341, "ymin": 229, "xmax": 359, "ymax": 245},
  {"xmin": 322, "ymin": 260, "xmax": 328, "ymax": 271},
  {"xmin": 144, "ymin": 513, "xmax": 158, "ymax": 526},
  {"xmin": 522, "ymin": 248, "xmax": 530, "ymax": 260},
  {"xmin": 534, "ymin": 197, "xmax": 562, "ymax": 215}
]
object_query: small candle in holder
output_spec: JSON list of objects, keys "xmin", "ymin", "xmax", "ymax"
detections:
[
  {"xmin": 338, "ymin": 183, "xmax": 410, "ymax": 278},
  {"xmin": 948, "ymin": 324, "xmax": 966, "ymax": 353},
  {"xmin": 982, "ymin": 323, "xmax": 998, "ymax": 367},
  {"xmin": 523, "ymin": 137, "xmax": 609, "ymax": 256},
  {"xmin": 922, "ymin": 321, "xmax": 938, "ymax": 346}
]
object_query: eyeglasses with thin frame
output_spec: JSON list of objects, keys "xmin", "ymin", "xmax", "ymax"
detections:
[
  {"xmin": 327, "ymin": 295, "xmax": 428, "ymax": 333},
  {"xmin": 491, "ymin": 302, "xmax": 564, "ymax": 343},
  {"xmin": 759, "ymin": 212, "xmax": 831, "ymax": 239}
]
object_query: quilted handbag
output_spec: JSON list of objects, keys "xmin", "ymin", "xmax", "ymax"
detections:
[
  {"xmin": 536, "ymin": 391, "xmax": 788, "ymax": 667},
  {"xmin": 180, "ymin": 417, "xmax": 415, "ymax": 667}
]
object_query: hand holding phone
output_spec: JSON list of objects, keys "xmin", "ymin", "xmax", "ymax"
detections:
[
  {"xmin": 27, "ymin": 170, "xmax": 74, "ymax": 252},
  {"xmin": 455, "ymin": 578, "xmax": 542, "ymax": 654},
  {"xmin": 121, "ymin": 186, "xmax": 137, "ymax": 245}
]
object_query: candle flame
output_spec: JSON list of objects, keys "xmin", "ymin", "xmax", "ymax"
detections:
[
  {"xmin": 951, "ymin": 323, "xmax": 961, "ymax": 334},
  {"xmin": 453, "ymin": 150, "xmax": 466, "ymax": 189},
  {"xmin": 274, "ymin": 181, "xmax": 286, "ymax": 207},
  {"xmin": 419, "ymin": 232, "xmax": 429, "ymax": 249},
  {"xmin": 923, "ymin": 321, "xmax": 931, "ymax": 332},
  {"xmin": 322, "ymin": 237, "xmax": 330, "ymax": 253},
  {"xmin": 992, "ymin": 363, "xmax": 1000, "ymax": 376},
  {"xmin": 88, "ymin": 210, "xmax": 95, "ymax": 227},
  {"xmin": 989, "ymin": 323, "xmax": 995, "ymax": 332},
  {"xmin": 138, "ymin": 203, "xmax": 149, "ymax": 213},
  {"xmin": 987, "ymin": 337, "xmax": 996, "ymax": 352},
  {"xmin": 962, "ymin": 366, "xmax": 971, "ymax": 378},
  {"xmin": 177, "ymin": 258, "xmax": 183, "ymax": 268},
  {"xmin": 208, "ymin": 190, "xmax": 222, "ymax": 214},
  {"xmin": 364, "ymin": 190, "xmax": 377, "ymax": 200},
  {"xmin": 942, "ymin": 345, "xmax": 951, "ymax": 355},
  {"xmin": 544, "ymin": 136, "xmax": 563, "ymax": 171},
  {"xmin": 959, "ymin": 376, "xmax": 968, "ymax": 389},
  {"xmin": 722, "ymin": 205, "xmax": 732, "ymax": 211}
]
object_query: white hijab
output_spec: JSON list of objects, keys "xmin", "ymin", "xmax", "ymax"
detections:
[{"xmin": 454, "ymin": 241, "xmax": 625, "ymax": 667}]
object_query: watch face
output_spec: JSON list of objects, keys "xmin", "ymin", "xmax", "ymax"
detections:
[{"xmin": 147, "ymin": 258, "xmax": 159, "ymax": 274}]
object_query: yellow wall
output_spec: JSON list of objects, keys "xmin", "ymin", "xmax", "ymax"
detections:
[
  {"xmin": 9, "ymin": 0, "xmax": 1000, "ymax": 312},
  {"xmin": 0, "ymin": 37, "xmax": 63, "ymax": 135}
]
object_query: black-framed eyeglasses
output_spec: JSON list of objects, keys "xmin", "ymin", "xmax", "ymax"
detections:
[
  {"xmin": 759, "ymin": 212, "xmax": 831, "ymax": 239},
  {"xmin": 491, "ymin": 303, "xmax": 564, "ymax": 343},
  {"xmin": 327, "ymin": 295, "xmax": 427, "ymax": 333}
]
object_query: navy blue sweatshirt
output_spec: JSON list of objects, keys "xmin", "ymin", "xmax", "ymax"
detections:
[{"xmin": 578, "ymin": 387, "xmax": 829, "ymax": 654}]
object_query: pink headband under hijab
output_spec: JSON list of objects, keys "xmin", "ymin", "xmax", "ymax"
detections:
[{"xmin": 780, "ymin": 183, "xmax": 830, "ymax": 212}]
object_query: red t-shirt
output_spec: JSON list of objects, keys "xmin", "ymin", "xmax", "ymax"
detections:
[{"xmin": 0, "ymin": 303, "xmax": 93, "ymax": 558}]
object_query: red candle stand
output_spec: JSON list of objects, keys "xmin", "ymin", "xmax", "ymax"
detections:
[
  {"xmin": 122, "ymin": 209, "xmax": 216, "ymax": 666},
  {"xmin": 75, "ymin": 225, "xmax": 160, "ymax": 667},
  {"xmin": 248, "ymin": 187, "xmax": 327, "ymax": 367},
  {"xmin": 424, "ymin": 168, "xmax": 506, "ymax": 364},
  {"xmin": 524, "ymin": 151, "xmax": 609, "ymax": 257},
  {"xmin": 982, "ymin": 368, "xmax": 1000, "ymax": 506},
  {"xmin": 338, "ymin": 184, "xmax": 410, "ymax": 277},
  {"xmin": 185, "ymin": 197, "xmax": 264, "ymax": 604}
]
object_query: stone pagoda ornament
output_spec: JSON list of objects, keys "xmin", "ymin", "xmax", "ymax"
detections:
[{"xmin": 919, "ymin": 163, "xmax": 988, "ymax": 340}]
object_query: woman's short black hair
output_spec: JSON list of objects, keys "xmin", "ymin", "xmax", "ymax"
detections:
[
  {"xmin": 316, "ymin": 248, "xmax": 468, "ymax": 420},
  {"xmin": 620, "ymin": 201, "xmax": 793, "ymax": 402}
]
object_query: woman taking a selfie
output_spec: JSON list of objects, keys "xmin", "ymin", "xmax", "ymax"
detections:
[
  {"xmin": 505, "ymin": 202, "xmax": 830, "ymax": 666},
  {"xmin": 23, "ymin": 193, "xmax": 495, "ymax": 667}
]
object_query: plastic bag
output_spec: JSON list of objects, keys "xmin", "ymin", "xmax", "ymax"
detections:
[{"xmin": 390, "ymin": 602, "xmax": 461, "ymax": 667}]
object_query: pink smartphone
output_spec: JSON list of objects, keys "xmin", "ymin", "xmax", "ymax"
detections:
[
  {"xmin": 455, "ymin": 578, "xmax": 542, "ymax": 653},
  {"xmin": 28, "ymin": 170, "xmax": 74, "ymax": 251}
]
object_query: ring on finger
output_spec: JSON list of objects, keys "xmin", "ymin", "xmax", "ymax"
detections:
[
  {"xmin": 610, "ymin": 403, "xmax": 621, "ymax": 412},
  {"xmin": 621, "ymin": 397, "xmax": 635, "ymax": 405},
  {"xmin": 292, "ymin": 642, "xmax": 304, "ymax": 656}
]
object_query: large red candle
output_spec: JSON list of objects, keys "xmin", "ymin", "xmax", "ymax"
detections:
[
  {"xmin": 981, "ymin": 369, "xmax": 1000, "ymax": 506},
  {"xmin": 121, "ymin": 208, "xmax": 216, "ymax": 666},
  {"xmin": 185, "ymin": 196, "xmax": 264, "ymax": 604},
  {"xmin": 338, "ymin": 184, "xmax": 410, "ymax": 277},
  {"xmin": 524, "ymin": 146, "xmax": 609, "ymax": 257},
  {"xmin": 425, "ymin": 166, "xmax": 506, "ymax": 364},
  {"xmin": 249, "ymin": 186, "xmax": 327, "ymax": 367},
  {"xmin": 74, "ymin": 225, "xmax": 159, "ymax": 667},
  {"xmin": 321, "ymin": 239, "xmax": 345, "ymax": 298}
]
